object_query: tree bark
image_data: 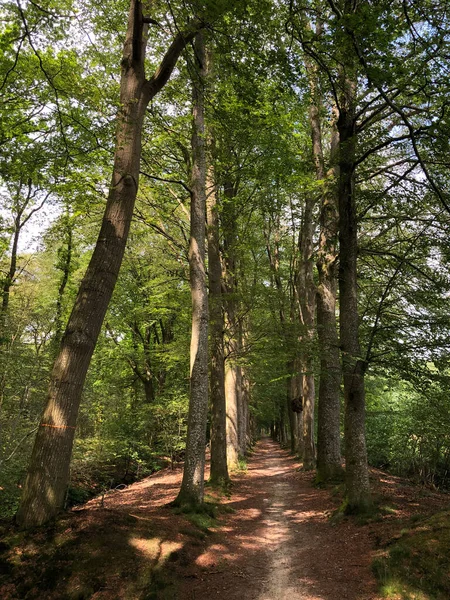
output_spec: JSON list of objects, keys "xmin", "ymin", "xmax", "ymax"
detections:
[
  {"xmin": 237, "ymin": 320, "xmax": 247, "ymax": 456},
  {"xmin": 222, "ymin": 178, "xmax": 241, "ymax": 470},
  {"xmin": 297, "ymin": 196, "xmax": 316, "ymax": 469},
  {"xmin": 287, "ymin": 358, "xmax": 301, "ymax": 454},
  {"xmin": 176, "ymin": 32, "xmax": 209, "ymax": 507},
  {"xmin": 16, "ymin": 0, "xmax": 202, "ymax": 528},
  {"xmin": 306, "ymin": 56, "xmax": 343, "ymax": 480},
  {"xmin": 337, "ymin": 60, "xmax": 372, "ymax": 510},
  {"xmin": 206, "ymin": 147, "xmax": 229, "ymax": 485}
]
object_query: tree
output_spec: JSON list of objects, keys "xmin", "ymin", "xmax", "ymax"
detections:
[
  {"xmin": 207, "ymin": 138, "xmax": 229, "ymax": 485},
  {"xmin": 175, "ymin": 32, "xmax": 209, "ymax": 507},
  {"xmin": 16, "ymin": 0, "xmax": 202, "ymax": 528}
]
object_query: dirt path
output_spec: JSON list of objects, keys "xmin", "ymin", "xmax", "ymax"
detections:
[
  {"xmin": 182, "ymin": 438, "xmax": 380, "ymax": 600},
  {"xmin": 3, "ymin": 438, "xmax": 448, "ymax": 599}
]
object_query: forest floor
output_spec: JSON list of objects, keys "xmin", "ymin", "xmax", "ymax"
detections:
[{"xmin": 1, "ymin": 438, "xmax": 449, "ymax": 599}]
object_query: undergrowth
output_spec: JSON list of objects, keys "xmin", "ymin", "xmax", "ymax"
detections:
[{"xmin": 373, "ymin": 510, "xmax": 450, "ymax": 600}]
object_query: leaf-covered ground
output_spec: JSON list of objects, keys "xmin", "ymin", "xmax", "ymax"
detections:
[{"xmin": 0, "ymin": 439, "xmax": 449, "ymax": 599}]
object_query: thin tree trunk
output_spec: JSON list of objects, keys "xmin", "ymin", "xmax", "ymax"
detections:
[
  {"xmin": 237, "ymin": 320, "xmax": 247, "ymax": 456},
  {"xmin": 337, "ymin": 59, "xmax": 371, "ymax": 511},
  {"xmin": 265, "ymin": 217, "xmax": 301, "ymax": 455},
  {"xmin": 1, "ymin": 218, "xmax": 20, "ymax": 328},
  {"xmin": 207, "ymin": 143, "xmax": 229, "ymax": 485},
  {"xmin": 16, "ymin": 1, "xmax": 202, "ymax": 528},
  {"xmin": 176, "ymin": 32, "xmax": 209, "ymax": 507},
  {"xmin": 279, "ymin": 400, "xmax": 287, "ymax": 445},
  {"xmin": 1, "ymin": 180, "xmax": 42, "ymax": 334},
  {"xmin": 287, "ymin": 359, "xmax": 301, "ymax": 454},
  {"xmin": 142, "ymin": 326, "xmax": 155, "ymax": 403},
  {"xmin": 241, "ymin": 365, "xmax": 251, "ymax": 449}
]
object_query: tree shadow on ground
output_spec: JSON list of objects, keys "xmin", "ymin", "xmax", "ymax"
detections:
[{"xmin": 0, "ymin": 440, "xmax": 397, "ymax": 599}]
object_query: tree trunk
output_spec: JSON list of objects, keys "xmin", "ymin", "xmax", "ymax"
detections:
[
  {"xmin": 298, "ymin": 196, "xmax": 316, "ymax": 469},
  {"xmin": 287, "ymin": 359, "xmax": 301, "ymax": 454},
  {"xmin": 237, "ymin": 320, "xmax": 247, "ymax": 456},
  {"xmin": 1, "ymin": 179, "xmax": 48, "ymax": 337},
  {"xmin": 143, "ymin": 377, "xmax": 155, "ymax": 404},
  {"xmin": 222, "ymin": 178, "xmax": 241, "ymax": 470},
  {"xmin": 241, "ymin": 363, "xmax": 251, "ymax": 451},
  {"xmin": 207, "ymin": 149, "xmax": 229, "ymax": 485},
  {"xmin": 54, "ymin": 210, "xmax": 73, "ymax": 347},
  {"xmin": 337, "ymin": 61, "xmax": 371, "ymax": 511},
  {"xmin": 1, "ymin": 217, "xmax": 19, "ymax": 329},
  {"xmin": 176, "ymin": 32, "xmax": 209, "ymax": 507},
  {"xmin": 16, "ymin": 1, "xmax": 202, "ymax": 528},
  {"xmin": 276, "ymin": 395, "xmax": 287, "ymax": 446},
  {"xmin": 307, "ymin": 56, "xmax": 343, "ymax": 481},
  {"xmin": 225, "ymin": 353, "xmax": 240, "ymax": 468}
]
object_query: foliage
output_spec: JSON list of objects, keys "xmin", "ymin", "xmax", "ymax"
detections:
[
  {"xmin": 1, "ymin": 0, "xmax": 450, "ymax": 522},
  {"xmin": 366, "ymin": 375, "xmax": 450, "ymax": 489},
  {"xmin": 373, "ymin": 511, "xmax": 450, "ymax": 600}
]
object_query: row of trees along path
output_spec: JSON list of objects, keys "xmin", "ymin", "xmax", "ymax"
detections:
[
  {"xmin": 4, "ymin": 0, "xmax": 450, "ymax": 567},
  {"xmin": 14, "ymin": 0, "xmax": 372, "ymax": 529},
  {"xmin": 1, "ymin": 438, "xmax": 400, "ymax": 599}
]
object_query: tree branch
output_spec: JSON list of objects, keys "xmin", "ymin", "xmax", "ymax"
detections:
[{"xmin": 144, "ymin": 19, "xmax": 204, "ymax": 101}]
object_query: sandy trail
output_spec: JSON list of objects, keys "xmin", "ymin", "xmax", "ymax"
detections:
[
  {"xmin": 184, "ymin": 438, "xmax": 381, "ymax": 600},
  {"xmin": 258, "ymin": 463, "xmax": 298, "ymax": 599}
]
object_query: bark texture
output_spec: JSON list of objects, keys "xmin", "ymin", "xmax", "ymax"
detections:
[
  {"xmin": 297, "ymin": 196, "xmax": 316, "ymax": 469},
  {"xmin": 307, "ymin": 67, "xmax": 342, "ymax": 480},
  {"xmin": 176, "ymin": 32, "xmax": 209, "ymax": 506},
  {"xmin": 16, "ymin": 1, "xmax": 202, "ymax": 528},
  {"xmin": 207, "ymin": 159, "xmax": 229, "ymax": 485},
  {"xmin": 222, "ymin": 178, "xmax": 241, "ymax": 470},
  {"xmin": 337, "ymin": 59, "xmax": 371, "ymax": 510}
]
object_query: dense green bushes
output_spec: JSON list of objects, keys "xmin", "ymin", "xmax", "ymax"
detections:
[{"xmin": 366, "ymin": 376, "xmax": 450, "ymax": 489}]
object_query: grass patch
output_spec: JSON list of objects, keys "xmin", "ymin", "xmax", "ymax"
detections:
[
  {"xmin": 373, "ymin": 510, "xmax": 450, "ymax": 599},
  {"xmin": 235, "ymin": 456, "xmax": 248, "ymax": 473},
  {"xmin": 172, "ymin": 500, "xmax": 222, "ymax": 535},
  {"xmin": 141, "ymin": 565, "xmax": 178, "ymax": 600}
]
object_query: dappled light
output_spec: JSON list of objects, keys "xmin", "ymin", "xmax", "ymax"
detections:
[
  {"xmin": 1, "ymin": 1, "xmax": 450, "ymax": 599},
  {"xmin": 2, "ymin": 439, "xmax": 450, "ymax": 598}
]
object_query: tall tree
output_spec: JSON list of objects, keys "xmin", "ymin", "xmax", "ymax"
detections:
[
  {"xmin": 304, "ymin": 38, "xmax": 342, "ymax": 480},
  {"xmin": 175, "ymin": 32, "xmax": 209, "ymax": 507},
  {"xmin": 16, "ymin": 0, "xmax": 202, "ymax": 528},
  {"xmin": 207, "ymin": 148, "xmax": 229, "ymax": 486},
  {"xmin": 297, "ymin": 194, "xmax": 317, "ymax": 469},
  {"xmin": 334, "ymin": 0, "xmax": 371, "ymax": 510},
  {"xmin": 222, "ymin": 176, "xmax": 242, "ymax": 469},
  {"xmin": 315, "ymin": 103, "xmax": 342, "ymax": 481}
]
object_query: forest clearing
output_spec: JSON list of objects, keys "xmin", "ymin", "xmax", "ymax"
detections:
[
  {"xmin": 2, "ymin": 0, "xmax": 450, "ymax": 598},
  {"xmin": 1, "ymin": 438, "xmax": 449, "ymax": 599}
]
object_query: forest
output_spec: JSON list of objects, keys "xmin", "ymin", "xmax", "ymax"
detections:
[{"xmin": 1, "ymin": 0, "xmax": 450, "ymax": 598}]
